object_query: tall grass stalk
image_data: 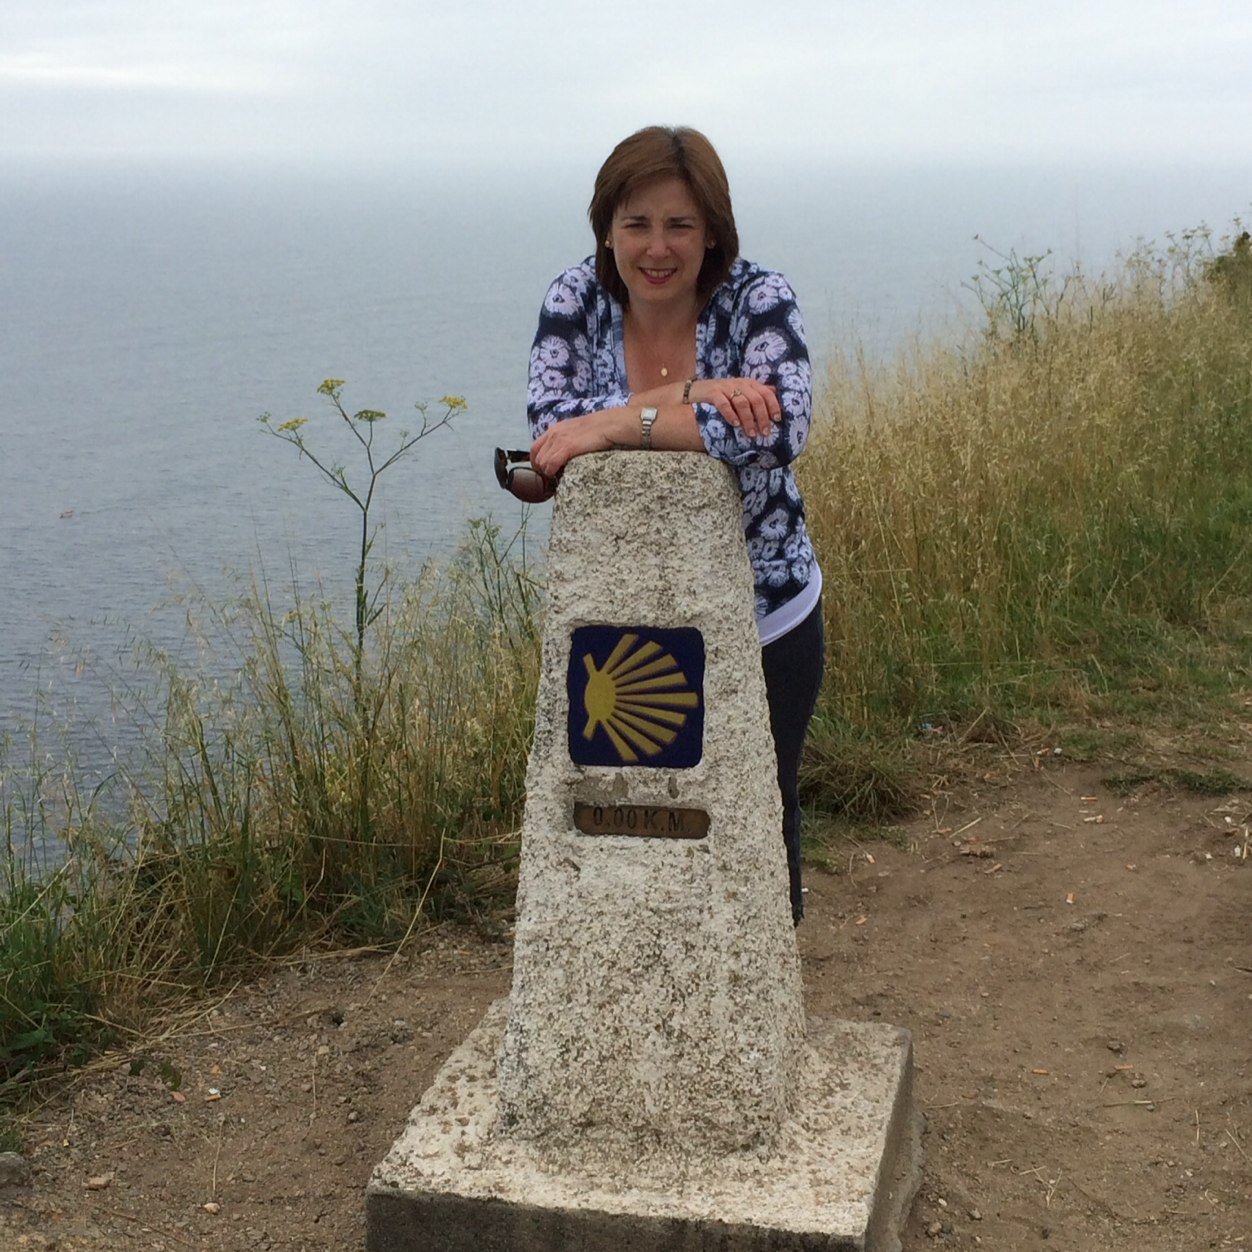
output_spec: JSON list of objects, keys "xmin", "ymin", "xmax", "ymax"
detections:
[
  {"xmin": 259, "ymin": 380, "xmax": 465, "ymax": 696},
  {"xmin": 800, "ymin": 228, "xmax": 1252, "ymax": 780}
]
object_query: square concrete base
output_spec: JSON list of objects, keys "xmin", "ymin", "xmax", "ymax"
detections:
[{"xmin": 366, "ymin": 1000, "xmax": 921, "ymax": 1252}]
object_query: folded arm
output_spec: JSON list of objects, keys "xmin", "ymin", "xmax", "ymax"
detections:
[
  {"xmin": 526, "ymin": 265, "xmax": 809, "ymax": 477},
  {"xmin": 693, "ymin": 270, "xmax": 812, "ymax": 471}
]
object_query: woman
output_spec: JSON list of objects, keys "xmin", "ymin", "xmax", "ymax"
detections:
[{"xmin": 526, "ymin": 125, "xmax": 823, "ymax": 925}]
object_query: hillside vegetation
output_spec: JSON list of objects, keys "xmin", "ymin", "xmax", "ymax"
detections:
[{"xmin": 3, "ymin": 227, "xmax": 1250, "ymax": 1115}]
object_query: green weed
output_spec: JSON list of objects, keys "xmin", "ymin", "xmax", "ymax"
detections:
[
  {"xmin": 1103, "ymin": 765, "xmax": 1250, "ymax": 797},
  {"xmin": 799, "ymin": 716, "xmax": 914, "ymax": 822}
]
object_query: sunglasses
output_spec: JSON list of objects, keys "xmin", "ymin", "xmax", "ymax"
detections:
[{"xmin": 494, "ymin": 447, "xmax": 558, "ymax": 503}]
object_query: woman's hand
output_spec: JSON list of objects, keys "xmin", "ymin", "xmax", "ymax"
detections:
[
  {"xmin": 689, "ymin": 377, "xmax": 780, "ymax": 439},
  {"xmin": 530, "ymin": 412, "xmax": 617, "ymax": 477}
]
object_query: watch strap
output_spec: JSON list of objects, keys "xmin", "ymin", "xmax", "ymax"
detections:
[{"xmin": 640, "ymin": 405, "xmax": 659, "ymax": 449}]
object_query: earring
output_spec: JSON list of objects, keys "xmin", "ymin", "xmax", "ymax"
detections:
[{"xmin": 604, "ymin": 238, "xmax": 612, "ymax": 248}]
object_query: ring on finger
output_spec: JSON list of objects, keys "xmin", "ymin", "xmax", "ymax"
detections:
[{"xmin": 730, "ymin": 388, "xmax": 744, "ymax": 398}]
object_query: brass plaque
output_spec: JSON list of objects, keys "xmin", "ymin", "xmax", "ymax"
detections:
[{"xmin": 573, "ymin": 802, "xmax": 710, "ymax": 840}]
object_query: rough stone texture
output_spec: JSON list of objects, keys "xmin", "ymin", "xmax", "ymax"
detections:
[
  {"xmin": 0, "ymin": 1151, "xmax": 32, "ymax": 1188},
  {"xmin": 366, "ymin": 1001, "xmax": 921, "ymax": 1252},
  {"xmin": 494, "ymin": 453, "xmax": 805, "ymax": 1156}
]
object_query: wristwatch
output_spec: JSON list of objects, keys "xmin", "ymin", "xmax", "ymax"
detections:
[{"xmin": 640, "ymin": 405, "xmax": 658, "ymax": 450}]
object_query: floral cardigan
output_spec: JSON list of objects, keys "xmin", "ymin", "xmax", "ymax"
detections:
[{"xmin": 527, "ymin": 256, "xmax": 820, "ymax": 627}]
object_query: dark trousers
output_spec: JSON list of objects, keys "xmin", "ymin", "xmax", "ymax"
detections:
[{"xmin": 761, "ymin": 598, "xmax": 825, "ymax": 925}]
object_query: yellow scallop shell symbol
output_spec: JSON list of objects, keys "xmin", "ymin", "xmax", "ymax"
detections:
[{"xmin": 582, "ymin": 633, "xmax": 699, "ymax": 763}]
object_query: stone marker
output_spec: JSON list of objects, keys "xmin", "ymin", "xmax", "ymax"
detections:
[{"xmin": 367, "ymin": 453, "xmax": 921, "ymax": 1251}]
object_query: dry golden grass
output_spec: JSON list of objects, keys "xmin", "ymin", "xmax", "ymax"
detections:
[{"xmin": 799, "ymin": 229, "xmax": 1252, "ymax": 796}]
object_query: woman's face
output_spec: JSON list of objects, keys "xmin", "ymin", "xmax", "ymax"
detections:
[{"xmin": 609, "ymin": 176, "xmax": 713, "ymax": 313}]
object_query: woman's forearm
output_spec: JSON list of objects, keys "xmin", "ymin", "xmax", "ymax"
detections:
[
  {"xmin": 630, "ymin": 377, "xmax": 780, "ymax": 436},
  {"xmin": 529, "ymin": 370, "xmax": 791, "ymax": 477},
  {"xmin": 529, "ymin": 401, "xmax": 705, "ymax": 476}
]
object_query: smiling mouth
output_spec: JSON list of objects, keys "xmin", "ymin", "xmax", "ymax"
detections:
[{"xmin": 641, "ymin": 267, "xmax": 676, "ymax": 283}]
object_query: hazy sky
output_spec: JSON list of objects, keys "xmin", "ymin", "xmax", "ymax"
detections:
[{"xmin": 3, "ymin": 0, "xmax": 1251, "ymax": 171}]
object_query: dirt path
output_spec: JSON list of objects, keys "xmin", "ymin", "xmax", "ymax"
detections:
[{"xmin": 2, "ymin": 757, "xmax": 1249, "ymax": 1250}]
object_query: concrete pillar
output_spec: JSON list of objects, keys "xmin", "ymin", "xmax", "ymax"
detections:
[
  {"xmin": 367, "ymin": 453, "xmax": 920, "ymax": 1252},
  {"xmin": 495, "ymin": 452, "xmax": 804, "ymax": 1157}
]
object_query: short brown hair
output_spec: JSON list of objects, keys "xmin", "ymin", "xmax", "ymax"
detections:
[{"xmin": 589, "ymin": 126, "xmax": 739, "ymax": 307}]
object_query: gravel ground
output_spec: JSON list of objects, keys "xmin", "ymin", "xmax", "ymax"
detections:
[{"xmin": 2, "ymin": 755, "xmax": 1249, "ymax": 1250}]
